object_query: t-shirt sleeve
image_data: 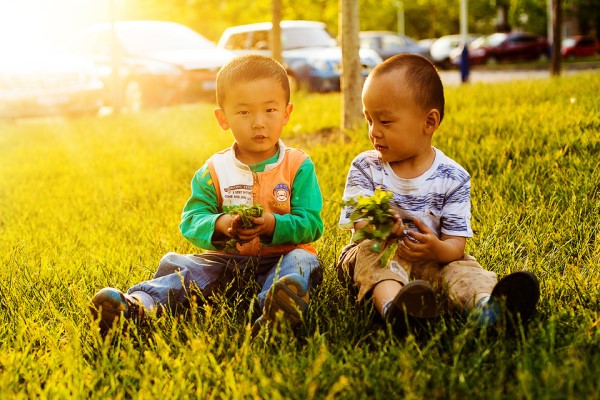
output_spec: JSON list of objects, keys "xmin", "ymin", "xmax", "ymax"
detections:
[
  {"xmin": 440, "ymin": 176, "xmax": 473, "ymax": 237},
  {"xmin": 338, "ymin": 153, "xmax": 378, "ymax": 230}
]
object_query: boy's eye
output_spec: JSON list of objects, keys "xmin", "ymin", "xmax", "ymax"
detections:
[
  {"xmin": 380, "ymin": 120, "xmax": 391, "ymax": 125},
  {"xmin": 237, "ymin": 110, "xmax": 250, "ymax": 115},
  {"xmin": 266, "ymin": 108, "xmax": 277, "ymax": 113}
]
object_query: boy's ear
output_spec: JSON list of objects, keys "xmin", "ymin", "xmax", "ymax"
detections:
[
  {"xmin": 424, "ymin": 109, "xmax": 441, "ymax": 133},
  {"xmin": 214, "ymin": 108, "xmax": 230, "ymax": 130},
  {"xmin": 282, "ymin": 103, "xmax": 294, "ymax": 125}
]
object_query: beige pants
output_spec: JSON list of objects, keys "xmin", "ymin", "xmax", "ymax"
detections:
[{"xmin": 337, "ymin": 240, "xmax": 497, "ymax": 312}]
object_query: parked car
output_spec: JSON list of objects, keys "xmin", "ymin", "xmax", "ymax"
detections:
[
  {"xmin": 359, "ymin": 31, "xmax": 431, "ymax": 60},
  {"xmin": 561, "ymin": 35, "xmax": 599, "ymax": 58},
  {"xmin": 0, "ymin": 38, "xmax": 104, "ymax": 120},
  {"xmin": 430, "ymin": 34, "xmax": 480, "ymax": 69},
  {"xmin": 450, "ymin": 32, "xmax": 549, "ymax": 66},
  {"xmin": 217, "ymin": 20, "xmax": 382, "ymax": 92},
  {"xmin": 65, "ymin": 20, "xmax": 234, "ymax": 112},
  {"xmin": 417, "ymin": 38, "xmax": 437, "ymax": 52}
]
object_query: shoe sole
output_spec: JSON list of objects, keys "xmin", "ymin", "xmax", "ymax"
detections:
[
  {"xmin": 392, "ymin": 280, "xmax": 438, "ymax": 319},
  {"xmin": 263, "ymin": 274, "xmax": 309, "ymax": 326},
  {"xmin": 90, "ymin": 288, "xmax": 131, "ymax": 332},
  {"xmin": 491, "ymin": 271, "xmax": 540, "ymax": 322}
]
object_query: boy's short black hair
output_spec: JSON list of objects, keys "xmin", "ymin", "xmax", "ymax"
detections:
[
  {"xmin": 370, "ymin": 54, "xmax": 445, "ymax": 122},
  {"xmin": 216, "ymin": 54, "xmax": 290, "ymax": 108}
]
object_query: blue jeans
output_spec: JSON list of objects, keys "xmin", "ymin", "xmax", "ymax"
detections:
[{"xmin": 128, "ymin": 249, "xmax": 321, "ymax": 311}]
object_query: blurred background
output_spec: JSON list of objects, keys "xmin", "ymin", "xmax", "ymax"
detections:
[{"xmin": 0, "ymin": 0, "xmax": 598, "ymax": 121}]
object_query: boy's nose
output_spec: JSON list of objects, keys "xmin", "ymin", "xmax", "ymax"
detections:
[
  {"xmin": 369, "ymin": 125, "xmax": 383, "ymax": 138},
  {"xmin": 252, "ymin": 114, "xmax": 265, "ymax": 129}
]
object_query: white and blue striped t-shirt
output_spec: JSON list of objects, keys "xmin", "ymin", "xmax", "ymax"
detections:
[{"xmin": 339, "ymin": 147, "xmax": 473, "ymax": 238}]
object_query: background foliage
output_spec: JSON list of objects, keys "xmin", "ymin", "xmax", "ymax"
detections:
[
  {"xmin": 101, "ymin": 0, "xmax": 598, "ymax": 42},
  {"xmin": 0, "ymin": 72, "xmax": 598, "ymax": 398}
]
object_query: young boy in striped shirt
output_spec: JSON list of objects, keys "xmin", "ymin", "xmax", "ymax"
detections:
[{"xmin": 337, "ymin": 54, "xmax": 539, "ymax": 336}]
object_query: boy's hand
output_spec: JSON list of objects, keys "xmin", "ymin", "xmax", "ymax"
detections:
[
  {"xmin": 388, "ymin": 209, "xmax": 406, "ymax": 238},
  {"xmin": 227, "ymin": 214, "xmax": 243, "ymax": 237},
  {"xmin": 396, "ymin": 217, "xmax": 440, "ymax": 262},
  {"xmin": 397, "ymin": 217, "xmax": 466, "ymax": 264},
  {"xmin": 234, "ymin": 212, "xmax": 276, "ymax": 242}
]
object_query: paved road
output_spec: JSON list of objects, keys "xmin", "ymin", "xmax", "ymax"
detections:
[{"xmin": 439, "ymin": 67, "xmax": 598, "ymax": 86}]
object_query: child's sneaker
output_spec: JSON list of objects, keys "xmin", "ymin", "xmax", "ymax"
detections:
[
  {"xmin": 252, "ymin": 273, "xmax": 309, "ymax": 336},
  {"xmin": 492, "ymin": 271, "xmax": 540, "ymax": 323},
  {"xmin": 89, "ymin": 287, "xmax": 144, "ymax": 334},
  {"xmin": 385, "ymin": 279, "xmax": 438, "ymax": 337},
  {"xmin": 474, "ymin": 271, "xmax": 540, "ymax": 330}
]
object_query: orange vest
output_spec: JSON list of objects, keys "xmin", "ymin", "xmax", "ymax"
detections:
[{"xmin": 206, "ymin": 145, "xmax": 317, "ymax": 256}]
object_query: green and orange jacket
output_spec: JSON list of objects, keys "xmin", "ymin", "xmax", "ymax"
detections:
[{"xmin": 180, "ymin": 140, "xmax": 323, "ymax": 256}]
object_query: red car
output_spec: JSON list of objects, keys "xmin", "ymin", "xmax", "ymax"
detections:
[
  {"xmin": 451, "ymin": 32, "xmax": 549, "ymax": 66},
  {"xmin": 561, "ymin": 35, "xmax": 599, "ymax": 58}
]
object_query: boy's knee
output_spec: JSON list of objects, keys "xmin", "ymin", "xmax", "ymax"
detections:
[
  {"xmin": 159, "ymin": 251, "xmax": 179, "ymax": 265},
  {"xmin": 155, "ymin": 252, "xmax": 185, "ymax": 277}
]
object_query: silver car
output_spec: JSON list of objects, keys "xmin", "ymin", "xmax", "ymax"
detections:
[{"xmin": 218, "ymin": 20, "xmax": 382, "ymax": 92}]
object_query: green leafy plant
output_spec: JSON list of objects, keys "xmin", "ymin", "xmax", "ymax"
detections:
[
  {"xmin": 344, "ymin": 187, "xmax": 404, "ymax": 266},
  {"xmin": 224, "ymin": 204, "xmax": 264, "ymax": 253}
]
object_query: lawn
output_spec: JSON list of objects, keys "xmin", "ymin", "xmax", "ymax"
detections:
[{"xmin": 0, "ymin": 71, "xmax": 599, "ymax": 399}]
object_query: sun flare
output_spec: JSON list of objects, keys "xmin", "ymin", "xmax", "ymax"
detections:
[{"xmin": 0, "ymin": 0, "xmax": 113, "ymax": 48}]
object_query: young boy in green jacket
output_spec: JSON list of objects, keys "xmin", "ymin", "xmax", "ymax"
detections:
[{"xmin": 91, "ymin": 55, "xmax": 324, "ymax": 335}]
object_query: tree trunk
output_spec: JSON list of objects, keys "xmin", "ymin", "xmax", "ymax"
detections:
[
  {"xmin": 271, "ymin": 0, "xmax": 282, "ymax": 64},
  {"xmin": 339, "ymin": 0, "xmax": 363, "ymax": 130},
  {"xmin": 550, "ymin": 0, "xmax": 562, "ymax": 76}
]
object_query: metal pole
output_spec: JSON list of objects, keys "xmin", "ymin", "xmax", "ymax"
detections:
[
  {"xmin": 109, "ymin": 0, "xmax": 121, "ymax": 113},
  {"xmin": 397, "ymin": 1, "xmax": 405, "ymax": 36},
  {"xmin": 459, "ymin": 0, "xmax": 470, "ymax": 83}
]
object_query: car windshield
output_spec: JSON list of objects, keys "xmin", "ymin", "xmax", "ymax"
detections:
[
  {"xmin": 471, "ymin": 36, "xmax": 487, "ymax": 48},
  {"xmin": 485, "ymin": 33, "xmax": 508, "ymax": 47},
  {"xmin": 117, "ymin": 23, "xmax": 215, "ymax": 53},
  {"xmin": 282, "ymin": 27, "xmax": 335, "ymax": 50}
]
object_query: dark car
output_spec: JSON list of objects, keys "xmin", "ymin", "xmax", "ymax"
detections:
[
  {"xmin": 66, "ymin": 20, "xmax": 234, "ymax": 112},
  {"xmin": 451, "ymin": 32, "xmax": 549, "ymax": 66},
  {"xmin": 561, "ymin": 35, "xmax": 599, "ymax": 58},
  {"xmin": 0, "ymin": 38, "xmax": 104, "ymax": 120},
  {"xmin": 359, "ymin": 31, "xmax": 431, "ymax": 61},
  {"xmin": 217, "ymin": 20, "xmax": 382, "ymax": 92}
]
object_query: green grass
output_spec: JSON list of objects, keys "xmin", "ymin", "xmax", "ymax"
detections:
[{"xmin": 1, "ymin": 72, "xmax": 599, "ymax": 399}]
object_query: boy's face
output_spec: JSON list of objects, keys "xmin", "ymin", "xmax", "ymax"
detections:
[
  {"xmin": 362, "ymin": 70, "xmax": 439, "ymax": 173},
  {"xmin": 215, "ymin": 77, "xmax": 292, "ymax": 165}
]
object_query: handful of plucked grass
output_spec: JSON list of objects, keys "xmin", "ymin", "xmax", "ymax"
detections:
[
  {"xmin": 224, "ymin": 204, "xmax": 264, "ymax": 253},
  {"xmin": 344, "ymin": 187, "xmax": 400, "ymax": 266}
]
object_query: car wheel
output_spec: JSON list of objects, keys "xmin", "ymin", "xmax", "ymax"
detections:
[
  {"xmin": 486, "ymin": 56, "xmax": 498, "ymax": 66},
  {"xmin": 439, "ymin": 58, "xmax": 452, "ymax": 70},
  {"xmin": 122, "ymin": 80, "xmax": 143, "ymax": 113}
]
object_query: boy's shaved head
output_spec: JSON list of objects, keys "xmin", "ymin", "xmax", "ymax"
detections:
[{"xmin": 368, "ymin": 54, "xmax": 445, "ymax": 122}]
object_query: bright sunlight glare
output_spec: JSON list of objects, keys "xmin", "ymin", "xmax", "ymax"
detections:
[{"xmin": 0, "ymin": 0, "xmax": 113, "ymax": 48}]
